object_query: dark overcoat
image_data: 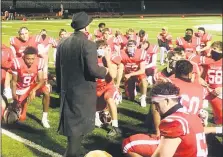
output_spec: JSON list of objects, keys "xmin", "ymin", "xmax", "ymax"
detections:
[{"xmin": 56, "ymin": 31, "xmax": 107, "ymax": 137}]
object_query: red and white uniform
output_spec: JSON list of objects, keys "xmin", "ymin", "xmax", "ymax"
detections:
[
  {"xmin": 10, "ymin": 36, "xmax": 40, "ymax": 57},
  {"xmin": 1, "ymin": 44, "xmax": 14, "ymax": 85},
  {"xmin": 170, "ymin": 77, "xmax": 207, "ymax": 115},
  {"xmin": 112, "ymin": 49, "xmax": 146, "ymax": 99},
  {"xmin": 200, "ymin": 57, "xmax": 222, "ymax": 124},
  {"xmin": 36, "ymin": 35, "xmax": 57, "ymax": 79},
  {"xmin": 157, "ymin": 33, "xmax": 173, "ymax": 48},
  {"xmin": 11, "ymin": 57, "xmax": 47, "ymax": 103},
  {"xmin": 136, "ymin": 33, "xmax": 149, "ymax": 48},
  {"xmin": 94, "ymin": 28, "xmax": 112, "ymax": 41},
  {"xmin": 113, "ymin": 35, "xmax": 127, "ymax": 51},
  {"xmin": 96, "ymin": 57, "xmax": 119, "ymax": 111},
  {"xmin": 195, "ymin": 33, "xmax": 212, "ymax": 47},
  {"xmin": 176, "ymin": 36, "xmax": 201, "ymax": 52},
  {"xmin": 144, "ymin": 45, "xmax": 159, "ymax": 76},
  {"xmin": 123, "ymin": 108, "xmax": 208, "ymax": 157},
  {"xmin": 122, "ymin": 134, "xmax": 160, "ymax": 156}
]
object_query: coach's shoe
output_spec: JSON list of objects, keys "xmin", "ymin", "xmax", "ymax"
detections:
[
  {"xmin": 42, "ymin": 119, "xmax": 50, "ymax": 128},
  {"xmin": 107, "ymin": 127, "xmax": 122, "ymax": 137},
  {"xmin": 139, "ymin": 95, "xmax": 147, "ymax": 107}
]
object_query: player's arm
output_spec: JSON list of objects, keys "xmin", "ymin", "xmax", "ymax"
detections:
[
  {"xmin": 151, "ymin": 136, "xmax": 181, "ymax": 157},
  {"xmin": 151, "ymin": 103, "xmax": 161, "ymax": 136},
  {"xmin": 34, "ymin": 70, "xmax": 45, "ymax": 91},
  {"xmin": 146, "ymin": 54, "xmax": 157, "ymax": 69},
  {"xmin": 128, "ymin": 61, "xmax": 146, "ymax": 77},
  {"xmin": 200, "ymin": 41, "xmax": 212, "ymax": 52},
  {"xmin": 104, "ymin": 48, "xmax": 117, "ymax": 79},
  {"xmin": 11, "ymin": 72, "xmax": 18, "ymax": 101},
  {"xmin": 204, "ymin": 126, "xmax": 222, "ymax": 134}
]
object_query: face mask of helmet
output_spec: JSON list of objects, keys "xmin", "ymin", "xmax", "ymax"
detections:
[
  {"xmin": 184, "ymin": 34, "xmax": 192, "ymax": 41},
  {"xmin": 127, "ymin": 47, "xmax": 136, "ymax": 57},
  {"xmin": 97, "ymin": 49, "xmax": 105, "ymax": 57},
  {"xmin": 211, "ymin": 50, "xmax": 222, "ymax": 61}
]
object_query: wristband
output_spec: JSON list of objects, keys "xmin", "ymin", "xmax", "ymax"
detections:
[{"xmin": 216, "ymin": 127, "xmax": 222, "ymax": 134}]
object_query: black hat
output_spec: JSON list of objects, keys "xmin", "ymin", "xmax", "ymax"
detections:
[{"xmin": 71, "ymin": 12, "xmax": 93, "ymax": 30}]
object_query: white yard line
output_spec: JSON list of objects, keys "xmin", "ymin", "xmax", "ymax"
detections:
[{"xmin": 2, "ymin": 128, "xmax": 63, "ymax": 157}]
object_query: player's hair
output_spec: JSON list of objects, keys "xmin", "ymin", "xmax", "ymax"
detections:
[
  {"xmin": 127, "ymin": 40, "xmax": 137, "ymax": 46},
  {"xmin": 59, "ymin": 29, "xmax": 66, "ymax": 36},
  {"xmin": 175, "ymin": 60, "xmax": 193, "ymax": 78},
  {"xmin": 151, "ymin": 82, "xmax": 180, "ymax": 96},
  {"xmin": 126, "ymin": 28, "xmax": 134, "ymax": 34},
  {"xmin": 18, "ymin": 27, "xmax": 29, "ymax": 34},
  {"xmin": 142, "ymin": 40, "xmax": 150, "ymax": 48},
  {"xmin": 139, "ymin": 29, "xmax": 145, "ymax": 37},
  {"xmin": 211, "ymin": 41, "xmax": 222, "ymax": 51},
  {"xmin": 23, "ymin": 46, "xmax": 38, "ymax": 55},
  {"xmin": 198, "ymin": 27, "xmax": 205, "ymax": 33},
  {"xmin": 185, "ymin": 28, "xmax": 193, "ymax": 34},
  {"xmin": 102, "ymin": 28, "xmax": 110, "ymax": 34},
  {"xmin": 98, "ymin": 23, "xmax": 106, "ymax": 28},
  {"xmin": 95, "ymin": 40, "xmax": 107, "ymax": 49},
  {"xmin": 40, "ymin": 29, "xmax": 47, "ymax": 33},
  {"xmin": 174, "ymin": 47, "xmax": 185, "ymax": 52},
  {"xmin": 166, "ymin": 51, "xmax": 175, "ymax": 60}
]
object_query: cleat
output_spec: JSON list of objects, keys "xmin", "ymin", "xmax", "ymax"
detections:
[
  {"xmin": 42, "ymin": 119, "xmax": 50, "ymax": 128},
  {"xmin": 107, "ymin": 127, "xmax": 122, "ymax": 137}
]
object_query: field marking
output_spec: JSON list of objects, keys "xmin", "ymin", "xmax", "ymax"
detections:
[{"xmin": 2, "ymin": 128, "xmax": 63, "ymax": 157}]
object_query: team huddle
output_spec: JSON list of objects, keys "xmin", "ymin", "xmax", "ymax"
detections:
[{"xmin": 1, "ymin": 21, "xmax": 222, "ymax": 157}]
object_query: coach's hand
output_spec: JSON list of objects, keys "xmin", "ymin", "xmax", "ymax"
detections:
[{"xmin": 28, "ymin": 90, "xmax": 36, "ymax": 101}]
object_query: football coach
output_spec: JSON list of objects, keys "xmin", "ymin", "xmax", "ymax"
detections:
[{"xmin": 56, "ymin": 12, "xmax": 108, "ymax": 157}]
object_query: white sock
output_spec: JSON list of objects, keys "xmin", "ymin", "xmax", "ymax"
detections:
[
  {"xmin": 112, "ymin": 120, "xmax": 118, "ymax": 127},
  {"xmin": 141, "ymin": 94, "xmax": 146, "ymax": 99},
  {"xmin": 42, "ymin": 112, "xmax": 48, "ymax": 120}
]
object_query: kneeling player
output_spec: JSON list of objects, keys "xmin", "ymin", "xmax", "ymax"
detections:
[
  {"xmin": 95, "ymin": 40, "xmax": 122, "ymax": 137},
  {"xmin": 122, "ymin": 82, "xmax": 208, "ymax": 157},
  {"xmin": 11, "ymin": 46, "xmax": 50, "ymax": 128}
]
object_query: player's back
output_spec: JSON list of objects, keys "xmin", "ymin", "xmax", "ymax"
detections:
[
  {"xmin": 170, "ymin": 77, "xmax": 206, "ymax": 114},
  {"xmin": 160, "ymin": 108, "xmax": 208, "ymax": 157}
]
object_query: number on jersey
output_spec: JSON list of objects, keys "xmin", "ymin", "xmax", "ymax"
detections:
[
  {"xmin": 23, "ymin": 76, "xmax": 32, "ymax": 86},
  {"xmin": 180, "ymin": 94, "xmax": 200, "ymax": 114},
  {"xmin": 208, "ymin": 69, "xmax": 222, "ymax": 84},
  {"xmin": 196, "ymin": 132, "xmax": 208, "ymax": 157}
]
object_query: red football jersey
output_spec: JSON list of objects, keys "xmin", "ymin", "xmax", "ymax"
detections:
[
  {"xmin": 36, "ymin": 35, "xmax": 57, "ymax": 55},
  {"xmin": 136, "ymin": 33, "xmax": 148, "ymax": 47},
  {"xmin": 11, "ymin": 57, "xmax": 45, "ymax": 91},
  {"xmin": 112, "ymin": 49, "xmax": 146, "ymax": 74},
  {"xmin": 10, "ymin": 36, "xmax": 40, "ymax": 57},
  {"xmin": 1, "ymin": 44, "xmax": 14, "ymax": 84},
  {"xmin": 203, "ymin": 58, "xmax": 222, "ymax": 89},
  {"xmin": 160, "ymin": 108, "xmax": 208, "ymax": 157},
  {"xmin": 170, "ymin": 77, "xmax": 207, "ymax": 114},
  {"xmin": 94, "ymin": 28, "xmax": 112, "ymax": 40},
  {"xmin": 176, "ymin": 36, "xmax": 201, "ymax": 52},
  {"xmin": 96, "ymin": 57, "xmax": 114, "ymax": 91},
  {"xmin": 195, "ymin": 33, "xmax": 212, "ymax": 47},
  {"xmin": 144, "ymin": 45, "xmax": 159, "ymax": 69}
]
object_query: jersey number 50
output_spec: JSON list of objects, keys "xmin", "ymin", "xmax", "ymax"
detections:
[
  {"xmin": 180, "ymin": 95, "xmax": 200, "ymax": 114},
  {"xmin": 208, "ymin": 69, "xmax": 222, "ymax": 84}
]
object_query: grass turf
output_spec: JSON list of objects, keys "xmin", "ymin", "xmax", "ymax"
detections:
[{"xmin": 1, "ymin": 16, "xmax": 222, "ymax": 157}]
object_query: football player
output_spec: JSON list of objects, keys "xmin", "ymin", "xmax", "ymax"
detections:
[
  {"xmin": 112, "ymin": 40, "xmax": 148, "ymax": 107},
  {"xmin": 152, "ymin": 59, "xmax": 208, "ymax": 136},
  {"xmin": 195, "ymin": 27, "xmax": 212, "ymax": 56},
  {"xmin": 176, "ymin": 28, "xmax": 201, "ymax": 53},
  {"xmin": 157, "ymin": 27, "xmax": 173, "ymax": 65},
  {"xmin": 136, "ymin": 29, "xmax": 149, "ymax": 48},
  {"xmin": 9, "ymin": 27, "xmax": 40, "ymax": 57},
  {"xmin": 36, "ymin": 29, "xmax": 57, "ymax": 82},
  {"xmin": 141, "ymin": 41, "xmax": 159, "ymax": 85},
  {"xmin": 122, "ymin": 82, "xmax": 208, "ymax": 157},
  {"xmin": 198, "ymin": 41, "xmax": 222, "ymax": 125},
  {"xmin": 94, "ymin": 23, "xmax": 112, "ymax": 41},
  {"xmin": 11, "ymin": 46, "xmax": 50, "ymax": 128},
  {"xmin": 95, "ymin": 40, "xmax": 122, "ymax": 137}
]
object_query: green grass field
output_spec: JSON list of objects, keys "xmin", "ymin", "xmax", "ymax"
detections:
[{"xmin": 1, "ymin": 16, "xmax": 222, "ymax": 157}]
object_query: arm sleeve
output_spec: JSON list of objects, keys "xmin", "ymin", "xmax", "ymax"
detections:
[{"xmin": 83, "ymin": 41, "xmax": 107, "ymax": 79}]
